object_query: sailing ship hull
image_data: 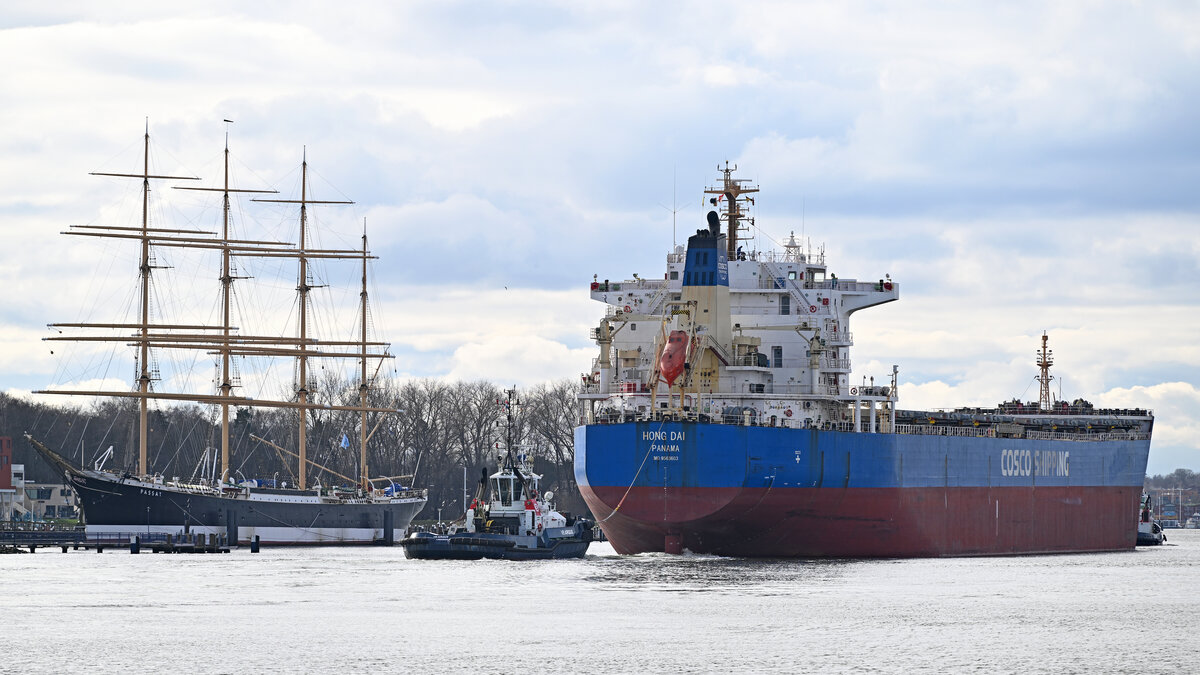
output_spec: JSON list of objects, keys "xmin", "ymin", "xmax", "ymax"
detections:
[
  {"xmin": 575, "ymin": 422, "xmax": 1150, "ymax": 557},
  {"xmin": 66, "ymin": 470, "xmax": 425, "ymax": 546}
]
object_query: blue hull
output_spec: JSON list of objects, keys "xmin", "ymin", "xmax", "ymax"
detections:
[{"xmin": 575, "ymin": 422, "xmax": 1150, "ymax": 556}]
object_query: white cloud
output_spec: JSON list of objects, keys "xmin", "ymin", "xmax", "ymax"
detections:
[
  {"xmin": 2, "ymin": 2, "xmax": 1199, "ymax": 474},
  {"xmin": 443, "ymin": 335, "xmax": 594, "ymax": 387}
]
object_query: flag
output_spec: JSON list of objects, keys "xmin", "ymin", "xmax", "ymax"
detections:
[{"xmin": 340, "ymin": 434, "xmax": 349, "ymax": 449}]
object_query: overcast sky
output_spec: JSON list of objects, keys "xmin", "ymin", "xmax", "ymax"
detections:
[{"xmin": 1, "ymin": 1, "xmax": 1197, "ymax": 474}]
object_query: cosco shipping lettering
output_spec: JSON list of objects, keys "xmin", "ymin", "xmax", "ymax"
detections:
[{"xmin": 574, "ymin": 164, "xmax": 1152, "ymax": 558}]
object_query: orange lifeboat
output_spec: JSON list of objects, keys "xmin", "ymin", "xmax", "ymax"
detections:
[{"xmin": 659, "ymin": 330, "xmax": 689, "ymax": 387}]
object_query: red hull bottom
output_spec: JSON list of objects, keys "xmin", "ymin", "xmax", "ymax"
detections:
[{"xmin": 581, "ymin": 485, "xmax": 1141, "ymax": 557}]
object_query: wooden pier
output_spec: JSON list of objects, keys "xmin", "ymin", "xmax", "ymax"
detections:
[{"xmin": 1, "ymin": 528, "xmax": 240, "ymax": 554}]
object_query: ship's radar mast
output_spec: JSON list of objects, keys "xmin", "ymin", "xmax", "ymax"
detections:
[
  {"xmin": 783, "ymin": 231, "xmax": 803, "ymax": 263},
  {"xmin": 704, "ymin": 161, "xmax": 759, "ymax": 260},
  {"xmin": 1037, "ymin": 331, "xmax": 1055, "ymax": 411}
]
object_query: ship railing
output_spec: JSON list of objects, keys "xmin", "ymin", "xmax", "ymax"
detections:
[
  {"xmin": 896, "ymin": 424, "xmax": 996, "ymax": 438},
  {"xmin": 758, "ymin": 250, "xmax": 826, "ymax": 266},
  {"xmin": 754, "ymin": 277, "xmax": 799, "ymax": 290},
  {"xmin": 589, "ymin": 381, "xmax": 851, "ymax": 397},
  {"xmin": 165, "ymin": 481, "xmax": 221, "ymax": 495},
  {"xmin": 1026, "ymin": 430, "xmax": 1151, "ymax": 442},
  {"xmin": 894, "ymin": 424, "xmax": 1151, "ymax": 442},
  {"xmin": 826, "ymin": 330, "xmax": 853, "ymax": 344},
  {"xmin": 953, "ymin": 405, "xmax": 1154, "ymax": 417},
  {"xmin": 593, "ymin": 278, "xmax": 666, "ymax": 295},
  {"xmin": 803, "ymin": 279, "xmax": 893, "ymax": 293}
]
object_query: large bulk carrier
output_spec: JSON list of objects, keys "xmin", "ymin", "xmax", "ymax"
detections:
[
  {"xmin": 574, "ymin": 163, "xmax": 1152, "ymax": 557},
  {"xmin": 27, "ymin": 126, "xmax": 426, "ymax": 545}
]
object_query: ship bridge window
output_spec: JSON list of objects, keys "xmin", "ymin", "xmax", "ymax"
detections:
[
  {"xmin": 670, "ymin": 271, "xmax": 679, "ymax": 280},
  {"xmin": 788, "ymin": 271, "xmax": 797, "ymax": 280},
  {"xmin": 493, "ymin": 477, "xmax": 517, "ymax": 506}
]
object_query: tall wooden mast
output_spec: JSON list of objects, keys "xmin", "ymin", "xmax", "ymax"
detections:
[
  {"xmin": 39, "ymin": 132, "xmax": 405, "ymax": 486},
  {"xmin": 359, "ymin": 226, "xmax": 370, "ymax": 488},
  {"xmin": 253, "ymin": 150, "xmax": 352, "ymax": 489},
  {"xmin": 88, "ymin": 122, "xmax": 198, "ymax": 475},
  {"xmin": 174, "ymin": 121, "xmax": 278, "ymax": 480}
]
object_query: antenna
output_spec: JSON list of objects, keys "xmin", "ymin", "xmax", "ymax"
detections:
[
  {"xmin": 1037, "ymin": 331, "xmax": 1055, "ymax": 411},
  {"xmin": 659, "ymin": 165, "xmax": 687, "ymax": 249}
]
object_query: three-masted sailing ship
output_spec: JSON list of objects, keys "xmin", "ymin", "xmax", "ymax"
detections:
[{"xmin": 26, "ymin": 123, "xmax": 427, "ymax": 545}]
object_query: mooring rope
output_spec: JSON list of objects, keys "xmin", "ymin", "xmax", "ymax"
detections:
[{"xmin": 598, "ymin": 415, "xmax": 670, "ymax": 524}]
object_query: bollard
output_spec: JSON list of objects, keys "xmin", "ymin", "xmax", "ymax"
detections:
[{"xmin": 250, "ymin": 535, "xmax": 260, "ymax": 553}]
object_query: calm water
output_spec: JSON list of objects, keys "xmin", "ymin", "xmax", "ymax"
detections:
[{"xmin": 4, "ymin": 531, "xmax": 1200, "ymax": 674}]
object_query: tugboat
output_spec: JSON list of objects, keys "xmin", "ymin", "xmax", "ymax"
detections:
[
  {"xmin": 400, "ymin": 389, "xmax": 593, "ymax": 560},
  {"xmin": 1137, "ymin": 493, "xmax": 1165, "ymax": 546}
]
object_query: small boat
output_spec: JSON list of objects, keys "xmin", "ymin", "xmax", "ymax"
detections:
[
  {"xmin": 658, "ymin": 330, "xmax": 690, "ymax": 387},
  {"xmin": 400, "ymin": 467, "xmax": 593, "ymax": 560},
  {"xmin": 1136, "ymin": 493, "xmax": 1165, "ymax": 546},
  {"xmin": 1185, "ymin": 513, "xmax": 1200, "ymax": 530},
  {"xmin": 400, "ymin": 389, "xmax": 593, "ymax": 560}
]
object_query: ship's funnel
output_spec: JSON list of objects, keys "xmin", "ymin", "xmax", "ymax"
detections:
[{"xmin": 679, "ymin": 211, "xmax": 732, "ymax": 377}]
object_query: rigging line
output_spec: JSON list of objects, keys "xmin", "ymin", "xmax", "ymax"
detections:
[
  {"xmin": 253, "ymin": 506, "xmax": 342, "ymax": 542},
  {"xmin": 1016, "ymin": 376, "xmax": 1039, "ymax": 402},
  {"xmin": 157, "ymin": 408, "xmax": 209, "ymax": 477},
  {"xmin": 233, "ymin": 434, "xmax": 264, "ymax": 476},
  {"xmin": 598, "ymin": 415, "xmax": 671, "ymax": 524},
  {"xmin": 92, "ymin": 411, "xmax": 123, "ymax": 462},
  {"xmin": 71, "ymin": 417, "xmax": 92, "ymax": 461},
  {"xmin": 149, "ymin": 414, "xmax": 174, "ymax": 471}
]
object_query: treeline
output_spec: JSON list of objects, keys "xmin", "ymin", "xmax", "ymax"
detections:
[
  {"xmin": 1145, "ymin": 469, "xmax": 1200, "ymax": 492},
  {"xmin": 0, "ymin": 377, "xmax": 587, "ymax": 519}
]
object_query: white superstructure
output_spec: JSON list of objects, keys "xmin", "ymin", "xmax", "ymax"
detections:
[{"xmin": 580, "ymin": 164, "xmax": 899, "ymax": 432}]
